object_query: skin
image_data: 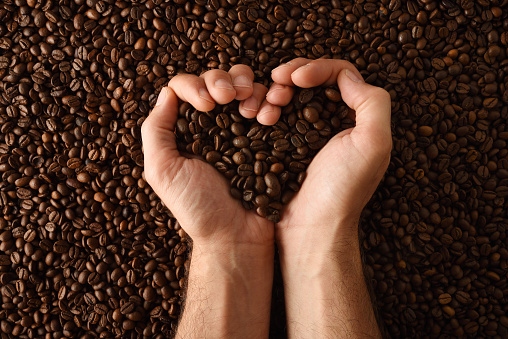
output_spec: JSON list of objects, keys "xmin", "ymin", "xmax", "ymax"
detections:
[
  {"xmin": 269, "ymin": 58, "xmax": 391, "ymax": 339},
  {"xmin": 141, "ymin": 59, "xmax": 391, "ymax": 338},
  {"xmin": 142, "ymin": 65, "xmax": 276, "ymax": 339}
]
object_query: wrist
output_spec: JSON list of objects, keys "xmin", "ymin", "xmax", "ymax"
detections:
[
  {"xmin": 279, "ymin": 237, "xmax": 363, "ymax": 282},
  {"xmin": 192, "ymin": 239, "xmax": 274, "ymax": 262},
  {"xmin": 182, "ymin": 214, "xmax": 275, "ymax": 251},
  {"xmin": 277, "ymin": 217, "xmax": 361, "ymax": 262},
  {"xmin": 190, "ymin": 240, "xmax": 275, "ymax": 286}
]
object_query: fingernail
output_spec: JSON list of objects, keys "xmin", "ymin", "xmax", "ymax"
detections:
[
  {"xmin": 232, "ymin": 75, "xmax": 252, "ymax": 89},
  {"xmin": 155, "ymin": 87, "xmax": 167, "ymax": 107},
  {"xmin": 215, "ymin": 78, "xmax": 234, "ymax": 90},
  {"xmin": 242, "ymin": 97, "xmax": 258, "ymax": 111},
  {"xmin": 257, "ymin": 107, "xmax": 274, "ymax": 124},
  {"xmin": 345, "ymin": 69, "xmax": 364, "ymax": 83},
  {"xmin": 258, "ymin": 108, "xmax": 273, "ymax": 117},
  {"xmin": 199, "ymin": 88, "xmax": 214, "ymax": 103},
  {"xmin": 267, "ymin": 85, "xmax": 285, "ymax": 97}
]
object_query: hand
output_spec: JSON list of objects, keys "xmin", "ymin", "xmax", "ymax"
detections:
[
  {"xmin": 266, "ymin": 58, "xmax": 392, "ymax": 250},
  {"xmin": 141, "ymin": 65, "xmax": 279, "ymax": 250},
  {"xmin": 143, "ymin": 66, "xmax": 279, "ymax": 338},
  {"xmin": 264, "ymin": 58, "xmax": 390, "ymax": 339}
]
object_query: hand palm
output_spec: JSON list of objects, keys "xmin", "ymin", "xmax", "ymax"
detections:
[
  {"xmin": 145, "ymin": 120, "xmax": 274, "ymax": 247},
  {"xmin": 166, "ymin": 156, "xmax": 274, "ymax": 245},
  {"xmin": 278, "ymin": 129, "xmax": 389, "ymax": 235}
]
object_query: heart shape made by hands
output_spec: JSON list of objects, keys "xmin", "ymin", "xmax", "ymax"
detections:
[{"xmin": 175, "ymin": 86, "xmax": 352, "ymax": 222}]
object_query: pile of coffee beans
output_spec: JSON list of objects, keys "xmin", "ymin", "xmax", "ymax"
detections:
[
  {"xmin": 0, "ymin": 0, "xmax": 507, "ymax": 337},
  {"xmin": 175, "ymin": 86, "xmax": 349, "ymax": 222}
]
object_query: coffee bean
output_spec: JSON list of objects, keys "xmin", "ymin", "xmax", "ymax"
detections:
[
  {"xmin": 438, "ymin": 293, "xmax": 452, "ymax": 304},
  {"xmin": 237, "ymin": 164, "xmax": 253, "ymax": 177},
  {"xmin": 53, "ymin": 240, "xmax": 69, "ymax": 254},
  {"xmin": 233, "ymin": 136, "xmax": 249, "ymax": 148},
  {"xmin": 120, "ymin": 302, "xmax": 135, "ymax": 315},
  {"xmin": 273, "ymin": 139, "xmax": 290, "ymax": 152},
  {"xmin": 325, "ymin": 88, "xmax": 341, "ymax": 102},
  {"xmin": 295, "ymin": 120, "xmax": 310, "ymax": 134},
  {"xmin": 291, "ymin": 134, "xmax": 306, "ymax": 147},
  {"xmin": 94, "ymin": 304, "xmax": 108, "ymax": 315},
  {"xmin": 298, "ymin": 89, "xmax": 314, "ymax": 104},
  {"xmin": 303, "ymin": 107, "xmax": 319, "ymax": 123},
  {"xmin": 216, "ymin": 113, "xmax": 230, "ymax": 129}
]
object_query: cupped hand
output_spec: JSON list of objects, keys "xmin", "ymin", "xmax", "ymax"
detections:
[
  {"xmin": 266, "ymin": 58, "xmax": 392, "ymax": 248},
  {"xmin": 141, "ymin": 65, "xmax": 278, "ymax": 249}
]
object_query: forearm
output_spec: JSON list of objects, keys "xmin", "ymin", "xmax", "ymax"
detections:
[
  {"xmin": 279, "ymin": 222, "xmax": 381, "ymax": 339},
  {"xmin": 176, "ymin": 243, "xmax": 274, "ymax": 339}
]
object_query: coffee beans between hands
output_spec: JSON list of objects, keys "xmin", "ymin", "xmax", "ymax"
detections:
[{"xmin": 174, "ymin": 86, "xmax": 348, "ymax": 222}]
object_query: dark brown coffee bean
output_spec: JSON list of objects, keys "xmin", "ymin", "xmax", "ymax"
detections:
[
  {"xmin": 305, "ymin": 130, "xmax": 320, "ymax": 144},
  {"xmin": 298, "ymin": 89, "xmax": 314, "ymax": 104},
  {"xmin": 274, "ymin": 139, "xmax": 290, "ymax": 152},
  {"xmin": 291, "ymin": 134, "xmax": 305, "ymax": 148},
  {"xmin": 232, "ymin": 152, "xmax": 246, "ymax": 165},
  {"xmin": 233, "ymin": 136, "xmax": 249, "ymax": 148},
  {"xmin": 237, "ymin": 164, "xmax": 253, "ymax": 177},
  {"xmin": 438, "ymin": 293, "xmax": 452, "ymax": 304},
  {"xmin": 216, "ymin": 113, "xmax": 230, "ymax": 129},
  {"xmin": 303, "ymin": 106, "xmax": 319, "ymax": 123}
]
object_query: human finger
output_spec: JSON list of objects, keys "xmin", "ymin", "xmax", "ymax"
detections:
[
  {"xmin": 337, "ymin": 69, "xmax": 392, "ymax": 159},
  {"xmin": 270, "ymin": 58, "xmax": 311, "ymax": 86},
  {"xmin": 239, "ymin": 83, "xmax": 268, "ymax": 119},
  {"xmin": 200, "ymin": 69, "xmax": 236, "ymax": 105},
  {"xmin": 290, "ymin": 59, "xmax": 363, "ymax": 88},
  {"xmin": 265, "ymin": 83, "xmax": 294, "ymax": 106},
  {"xmin": 168, "ymin": 74, "xmax": 215, "ymax": 112},
  {"xmin": 141, "ymin": 87, "xmax": 181, "ymax": 189},
  {"xmin": 228, "ymin": 64, "xmax": 255, "ymax": 100},
  {"xmin": 257, "ymin": 99, "xmax": 281, "ymax": 125}
]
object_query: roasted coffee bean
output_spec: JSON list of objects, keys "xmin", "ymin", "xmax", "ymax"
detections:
[
  {"xmin": 438, "ymin": 293, "xmax": 452, "ymax": 304},
  {"xmin": 216, "ymin": 113, "xmax": 230, "ymax": 129},
  {"xmin": 303, "ymin": 107, "xmax": 319, "ymax": 123},
  {"xmin": 120, "ymin": 301, "xmax": 135, "ymax": 315},
  {"xmin": 298, "ymin": 88, "xmax": 314, "ymax": 104},
  {"xmin": 237, "ymin": 164, "xmax": 253, "ymax": 177},
  {"xmin": 233, "ymin": 136, "xmax": 249, "ymax": 148},
  {"xmin": 291, "ymin": 134, "xmax": 306, "ymax": 148},
  {"xmin": 274, "ymin": 139, "xmax": 290, "ymax": 152}
]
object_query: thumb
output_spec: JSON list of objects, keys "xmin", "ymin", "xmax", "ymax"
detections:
[
  {"xmin": 141, "ymin": 87, "xmax": 183, "ymax": 193},
  {"xmin": 337, "ymin": 70, "xmax": 392, "ymax": 160}
]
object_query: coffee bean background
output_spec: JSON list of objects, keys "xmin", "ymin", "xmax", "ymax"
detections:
[{"xmin": 0, "ymin": 0, "xmax": 507, "ymax": 338}]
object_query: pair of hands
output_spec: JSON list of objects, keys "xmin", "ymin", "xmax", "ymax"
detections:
[{"xmin": 141, "ymin": 58, "xmax": 392, "ymax": 255}]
